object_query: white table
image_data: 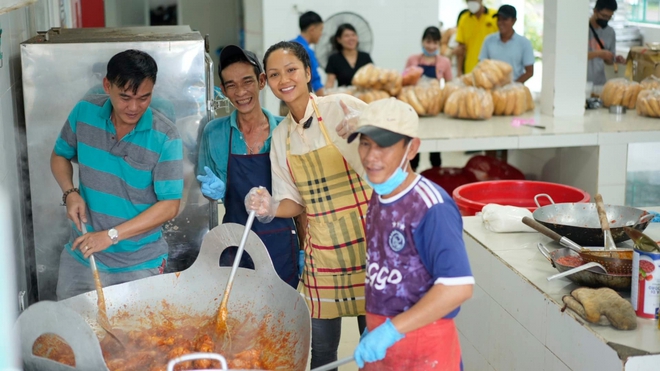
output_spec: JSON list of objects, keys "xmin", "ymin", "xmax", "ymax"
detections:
[
  {"xmin": 458, "ymin": 214, "xmax": 660, "ymax": 371},
  {"xmin": 419, "ymin": 109, "xmax": 660, "ymax": 204}
]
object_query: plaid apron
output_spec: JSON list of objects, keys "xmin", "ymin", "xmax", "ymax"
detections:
[{"xmin": 286, "ymin": 96, "xmax": 371, "ymax": 319}]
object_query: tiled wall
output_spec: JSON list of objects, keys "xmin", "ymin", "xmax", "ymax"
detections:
[{"xmin": 1, "ymin": 4, "xmax": 34, "ymax": 308}]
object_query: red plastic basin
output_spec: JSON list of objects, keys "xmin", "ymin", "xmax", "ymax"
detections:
[{"xmin": 452, "ymin": 180, "xmax": 591, "ymax": 216}]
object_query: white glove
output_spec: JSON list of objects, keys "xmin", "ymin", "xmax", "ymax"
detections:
[
  {"xmin": 481, "ymin": 204, "xmax": 536, "ymax": 233},
  {"xmin": 244, "ymin": 186, "xmax": 279, "ymax": 223},
  {"xmin": 336, "ymin": 99, "xmax": 360, "ymax": 139}
]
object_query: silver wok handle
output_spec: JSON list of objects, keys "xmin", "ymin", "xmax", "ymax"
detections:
[
  {"xmin": 167, "ymin": 352, "xmax": 228, "ymax": 371},
  {"xmin": 311, "ymin": 356, "xmax": 355, "ymax": 371},
  {"xmin": 537, "ymin": 243, "xmax": 552, "ymax": 262},
  {"xmin": 547, "ymin": 262, "xmax": 607, "ymax": 281},
  {"xmin": 534, "ymin": 193, "xmax": 555, "ymax": 208},
  {"xmin": 638, "ymin": 213, "xmax": 655, "ymax": 224}
]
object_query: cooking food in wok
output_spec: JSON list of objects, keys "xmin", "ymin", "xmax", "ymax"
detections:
[
  {"xmin": 33, "ymin": 306, "xmax": 286, "ymax": 370},
  {"xmin": 17, "ymin": 224, "xmax": 311, "ymax": 371}
]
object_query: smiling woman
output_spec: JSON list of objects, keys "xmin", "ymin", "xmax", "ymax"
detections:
[{"xmin": 250, "ymin": 40, "xmax": 372, "ymax": 369}]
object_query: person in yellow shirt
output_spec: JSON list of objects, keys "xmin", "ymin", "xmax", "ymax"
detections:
[{"xmin": 455, "ymin": 0, "xmax": 499, "ymax": 75}]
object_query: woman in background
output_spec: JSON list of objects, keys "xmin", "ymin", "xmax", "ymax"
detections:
[
  {"xmin": 325, "ymin": 23, "xmax": 373, "ymax": 88},
  {"xmin": 405, "ymin": 26, "xmax": 452, "ymax": 171}
]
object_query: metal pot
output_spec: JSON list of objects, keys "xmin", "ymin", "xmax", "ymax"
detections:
[
  {"xmin": 15, "ymin": 223, "xmax": 311, "ymax": 371},
  {"xmin": 532, "ymin": 194, "xmax": 652, "ymax": 246},
  {"xmin": 537, "ymin": 243, "xmax": 632, "ymax": 291}
]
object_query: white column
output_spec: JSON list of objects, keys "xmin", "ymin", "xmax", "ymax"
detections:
[{"xmin": 541, "ymin": 0, "xmax": 589, "ymax": 117}]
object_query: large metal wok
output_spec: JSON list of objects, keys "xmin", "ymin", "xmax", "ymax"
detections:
[
  {"xmin": 15, "ymin": 223, "xmax": 311, "ymax": 371},
  {"xmin": 532, "ymin": 195, "xmax": 652, "ymax": 246},
  {"xmin": 537, "ymin": 243, "xmax": 632, "ymax": 291}
]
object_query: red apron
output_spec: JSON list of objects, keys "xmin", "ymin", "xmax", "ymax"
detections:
[{"xmin": 362, "ymin": 312, "xmax": 461, "ymax": 371}]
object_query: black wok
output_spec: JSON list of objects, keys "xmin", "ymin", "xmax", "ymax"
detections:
[
  {"xmin": 532, "ymin": 194, "xmax": 652, "ymax": 246},
  {"xmin": 537, "ymin": 243, "xmax": 631, "ymax": 291}
]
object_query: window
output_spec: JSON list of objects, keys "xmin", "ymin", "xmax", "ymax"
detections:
[{"xmin": 629, "ymin": 0, "xmax": 660, "ymax": 24}]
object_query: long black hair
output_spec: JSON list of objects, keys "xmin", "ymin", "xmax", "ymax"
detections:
[
  {"xmin": 263, "ymin": 41, "xmax": 312, "ymax": 92},
  {"xmin": 106, "ymin": 49, "xmax": 158, "ymax": 94},
  {"xmin": 331, "ymin": 23, "xmax": 357, "ymax": 52}
]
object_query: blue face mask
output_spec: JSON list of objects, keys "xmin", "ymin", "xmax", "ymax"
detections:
[
  {"xmin": 364, "ymin": 142, "xmax": 412, "ymax": 196},
  {"xmin": 422, "ymin": 47, "xmax": 439, "ymax": 57}
]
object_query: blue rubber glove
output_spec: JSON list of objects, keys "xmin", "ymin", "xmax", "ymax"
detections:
[
  {"xmin": 196, "ymin": 166, "xmax": 226, "ymax": 200},
  {"xmin": 649, "ymin": 210, "xmax": 660, "ymax": 223},
  {"xmin": 353, "ymin": 319, "xmax": 404, "ymax": 368},
  {"xmin": 298, "ymin": 250, "xmax": 305, "ymax": 278}
]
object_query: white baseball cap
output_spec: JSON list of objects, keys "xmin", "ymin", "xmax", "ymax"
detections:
[{"xmin": 348, "ymin": 97, "xmax": 419, "ymax": 147}]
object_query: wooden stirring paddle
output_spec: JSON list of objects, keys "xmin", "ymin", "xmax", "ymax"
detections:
[
  {"xmin": 216, "ymin": 210, "xmax": 257, "ymax": 338},
  {"xmin": 81, "ymin": 224, "xmax": 124, "ymax": 348}
]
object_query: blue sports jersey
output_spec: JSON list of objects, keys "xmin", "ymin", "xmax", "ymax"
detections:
[{"xmin": 365, "ymin": 175, "xmax": 474, "ymax": 317}]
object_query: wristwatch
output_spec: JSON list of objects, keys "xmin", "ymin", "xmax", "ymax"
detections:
[{"xmin": 108, "ymin": 228, "xmax": 119, "ymax": 245}]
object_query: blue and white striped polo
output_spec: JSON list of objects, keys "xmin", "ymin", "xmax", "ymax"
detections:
[{"xmin": 54, "ymin": 95, "xmax": 183, "ymax": 273}]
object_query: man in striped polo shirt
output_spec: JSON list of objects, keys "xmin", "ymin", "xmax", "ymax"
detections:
[{"xmin": 51, "ymin": 50, "xmax": 183, "ymax": 300}]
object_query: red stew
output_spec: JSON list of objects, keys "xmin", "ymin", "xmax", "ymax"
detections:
[{"xmin": 555, "ymin": 255, "xmax": 584, "ymax": 267}]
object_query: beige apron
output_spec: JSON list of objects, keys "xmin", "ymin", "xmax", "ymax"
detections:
[{"xmin": 286, "ymin": 96, "xmax": 371, "ymax": 318}]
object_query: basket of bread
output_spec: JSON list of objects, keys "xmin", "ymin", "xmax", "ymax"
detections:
[
  {"xmin": 490, "ymin": 83, "xmax": 535, "ymax": 116},
  {"xmin": 636, "ymin": 89, "xmax": 660, "ymax": 117},
  {"xmin": 444, "ymin": 86, "xmax": 494, "ymax": 120},
  {"xmin": 600, "ymin": 78, "xmax": 642, "ymax": 108},
  {"xmin": 397, "ymin": 79, "xmax": 443, "ymax": 116},
  {"xmin": 352, "ymin": 64, "xmax": 403, "ymax": 96},
  {"xmin": 462, "ymin": 59, "xmax": 513, "ymax": 89}
]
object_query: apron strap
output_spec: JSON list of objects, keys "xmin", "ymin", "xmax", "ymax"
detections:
[{"xmin": 309, "ymin": 95, "xmax": 333, "ymax": 145}]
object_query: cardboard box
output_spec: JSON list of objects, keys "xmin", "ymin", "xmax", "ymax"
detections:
[{"xmin": 626, "ymin": 45, "xmax": 660, "ymax": 82}]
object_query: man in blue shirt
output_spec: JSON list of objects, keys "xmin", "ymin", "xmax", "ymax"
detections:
[
  {"xmin": 292, "ymin": 11, "xmax": 325, "ymax": 96},
  {"xmin": 197, "ymin": 45, "xmax": 299, "ymax": 288},
  {"xmin": 479, "ymin": 5, "xmax": 535, "ymax": 83},
  {"xmin": 51, "ymin": 50, "xmax": 184, "ymax": 300}
]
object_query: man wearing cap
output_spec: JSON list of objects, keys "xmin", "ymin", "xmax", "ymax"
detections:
[
  {"xmin": 197, "ymin": 45, "xmax": 299, "ymax": 288},
  {"xmin": 348, "ymin": 98, "xmax": 474, "ymax": 370},
  {"xmin": 479, "ymin": 4, "xmax": 535, "ymax": 83}
]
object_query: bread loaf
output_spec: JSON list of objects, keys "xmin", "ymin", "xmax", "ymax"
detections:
[
  {"xmin": 638, "ymin": 89, "xmax": 660, "ymax": 117},
  {"xmin": 468, "ymin": 59, "xmax": 513, "ymax": 89},
  {"xmin": 489, "ymin": 83, "xmax": 535, "ymax": 116},
  {"xmin": 444, "ymin": 86, "xmax": 494, "ymax": 120},
  {"xmin": 353, "ymin": 88, "xmax": 390, "ymax": 103},
  {"xmin": 352, "ymin": 64, "xmax": 402, "ymax": 96},
  {"xmin": 601, "ymin": 78, "xmax": 641, "ymax": 108},
  {"xmin": 641, "ymin": 75, "xmax": 660, "ymax": 90},
  {"xmin": 395, "ymin": 79, "xmax": 442, "ymax": 116}
]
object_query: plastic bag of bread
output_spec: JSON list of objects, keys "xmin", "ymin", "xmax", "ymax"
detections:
[
  {"xmin": 444, "ymin": 86, "xmax": 494, "ymax": 120},
  {"xmin": 352, "ymin": 64, "xmax": 403, "ymax": 96},
  {"xmin": 397, "ymin": 79, "xmax": 443, "ymax": 116},
  {"xmin": 641, "ymin": 75, "xmax": 660, "ymax": 90},
  {"xmin": 601, "ymin": 78, "xmax": 642, "ymax": 109},
  {"xmin": 636, "ymin": 89, "xmax": 660, "ymax": 118},
  {"xmin": 353, "ymin": 89, "xmax": 391, "ymax": 104},
  {"xmin": 439, "ymin": 80, "xmax": 465, "ymax": 113},
  {"xmin": 402, "ymin": 66, "xmax": 424, "ymax": 86},
  {"xmin": 462, "ymin": 59, "xmax": 513, "ymax": 89},
  {"xmin": 491, "ymin": 83, "xmax": 535, "ymax": 116}
]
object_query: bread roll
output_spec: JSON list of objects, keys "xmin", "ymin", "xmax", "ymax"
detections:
[
  {"xmin": 648, "ymin": 94, "xmax": 660, "ymax": 117},
  {"xmin": 406, "ymin": 88, "xmax": 426, "ymax": 115},
  {"xmin": 524, "ymin": 86, "xmax": 535, "ymax": 110},
  {"xmin": 445, "ymin": 95, "xmax": 459, "ymax": 117}
]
